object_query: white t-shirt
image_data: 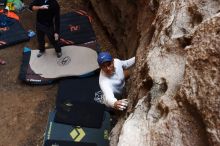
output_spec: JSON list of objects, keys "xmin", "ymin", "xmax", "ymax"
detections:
[{"xmin": 99, "ymin": 57, "xmax": 135, "ymax": 108}]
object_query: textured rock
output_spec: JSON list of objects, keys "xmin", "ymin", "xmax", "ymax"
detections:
[
  {"xmin": 90, "ymin": 0, "xmax": 220, "ymax": 146},
  {"xmin": 179, "ymin": 13, "xmax": 220, "ymax": 145}
]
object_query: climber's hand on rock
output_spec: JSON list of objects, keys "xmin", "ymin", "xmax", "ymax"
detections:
[{"xmin": 114, "ymin": 99, "xmax": 128, "ymax": 111}]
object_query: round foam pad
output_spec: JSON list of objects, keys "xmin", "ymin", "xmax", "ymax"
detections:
[{"xmin": 29, "ymin": 45, "xmax": 99, "ymax": 78}]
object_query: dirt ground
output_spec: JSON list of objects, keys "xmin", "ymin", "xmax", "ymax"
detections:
[{"xmin": 0, "ymin": 1, "xmax": 114, "ymax": 146}]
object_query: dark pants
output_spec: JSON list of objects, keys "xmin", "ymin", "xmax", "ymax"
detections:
[{"xmin": 36, "ymin": 23, "xmax": 61, "ymax": 53}]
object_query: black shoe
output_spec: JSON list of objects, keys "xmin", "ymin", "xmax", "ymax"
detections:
[
  {"xmin": 56, "ymin": 52, "xmax": 62, "ymax": 58},
  {"xmin": 37, "ymin": 51, "xmax": 45, "ymax": 58}
]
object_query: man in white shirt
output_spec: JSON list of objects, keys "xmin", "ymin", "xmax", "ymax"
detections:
[{"xmin": 97, "ymin": 52, "xmax": 135, "ymax": 111}]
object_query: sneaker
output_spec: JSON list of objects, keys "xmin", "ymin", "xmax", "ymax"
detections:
[
  {"xmin": 56, "ymin": 52, "xmax": 62, "ymax": 58},
  {"xmin": 37, "ymin": 51, "xmax": 44, "ymax": 58}
]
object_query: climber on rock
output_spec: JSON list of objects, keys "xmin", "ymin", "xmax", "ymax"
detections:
[{"xmin": 97, "ymin": 51, "xmax": 135, "ymax": 111}]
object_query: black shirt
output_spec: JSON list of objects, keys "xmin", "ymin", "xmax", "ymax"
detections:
[{"xmin": 29, "ymin": 0, "xmax": 60, "ymax": 33}]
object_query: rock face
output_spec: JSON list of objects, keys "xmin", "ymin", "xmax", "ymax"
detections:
[{"xmin": 91, "ymin": 0, "xmax": 220, "ymax": 146}]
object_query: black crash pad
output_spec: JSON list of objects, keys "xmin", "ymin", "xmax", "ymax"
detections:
[
  {"xmin": 0, "ymin": 18, "xmax": 29, "ymax": 49},
  {"xmin": 55, "ymin": 73, "xmax": 105, "ymax": 128},
  {"xmin": 43, "ymin": 111, "xmax": 110, "ymax": 146},
  {"xmin": 59, "ymin": 10, "xmax": 96, "ymax": 46}
]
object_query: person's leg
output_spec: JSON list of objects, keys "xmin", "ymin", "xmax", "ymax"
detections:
[
  {"xmin": 36, "ymin": 27, "xmax": 46, "ymax": 57},
  {"xmin": 46, "ymin": 28, "xmax": 62, "ymax": 57}
]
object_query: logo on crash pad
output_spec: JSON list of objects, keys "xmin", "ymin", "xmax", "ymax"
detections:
[
  {"xmin": 69, "ymin": 24, "xmax": 80, "ymax": 32},
  {"xmin": 70, "ymin": 127, "xmax": 85, "ymax": 142},
  {"xmin": 57, "ymin": 56, "xmax": 71, "ymax": 66}
]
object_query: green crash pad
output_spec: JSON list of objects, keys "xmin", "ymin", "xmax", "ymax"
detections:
[{"xmin": 43, "ymin": 111, "xmax": 110, "ymax": 146}]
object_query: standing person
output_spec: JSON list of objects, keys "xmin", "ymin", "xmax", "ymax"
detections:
[
  {"xmin": 97, "ymin": 52, "xmax": 135, "ymax": 111},
  {"xmin": 29, "ymin": 0, "xmax": 62, "ymax": 58}
]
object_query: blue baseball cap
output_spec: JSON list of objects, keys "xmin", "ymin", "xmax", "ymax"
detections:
[{"xmin": 97, "ymin": 52, "xmax": 113, "ymax": 65}]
